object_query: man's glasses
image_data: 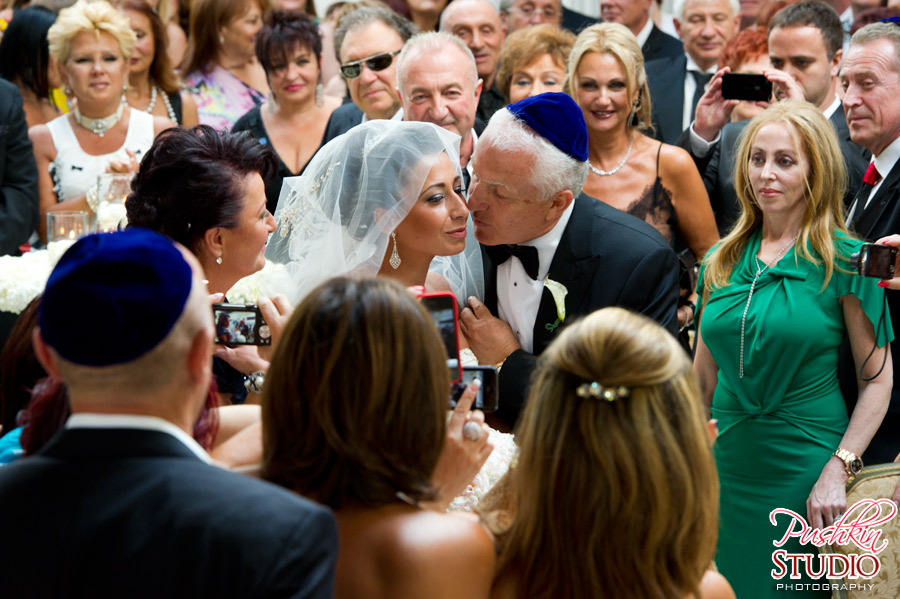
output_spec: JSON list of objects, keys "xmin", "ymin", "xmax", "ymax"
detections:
[{"xmin": 340, "ymin": 50, "xmax": 401, "ymax": 79}]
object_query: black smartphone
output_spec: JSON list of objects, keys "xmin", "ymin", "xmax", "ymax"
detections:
[
  {"xmin": 212, "ymin": 303, "xmax": 271, "ymax": 346},
  {"xmin": 421, "ymin": 292, "xmax": 463, "ymax": 384},
  {"xmin": 721, "ymin": 73, "xmax": 772, "ymax": 102},
  {"xmin": 852, "ymin": 243, "xmax": 898, "ymax": 279},
  {"xmin": 451, "ymin": 365, "xmax": 499, "ymax": 412}
]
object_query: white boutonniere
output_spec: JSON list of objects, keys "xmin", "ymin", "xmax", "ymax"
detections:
[{"xmin": 543, "ymin": 277, "xmax": 568, "ymax": 331}]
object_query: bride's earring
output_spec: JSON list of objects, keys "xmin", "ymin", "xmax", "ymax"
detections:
[{"xmin": 389, "ymin": 232, "xmax": 401, "ymax": 269}]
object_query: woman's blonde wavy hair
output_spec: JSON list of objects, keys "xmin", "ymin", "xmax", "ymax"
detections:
[
  {"xmin": 564, "ymin": 22, "xmax": 652, "ymax": 132},
  {"xmin": 48, "ymin": 0, "xmax": 136, "ymax": 64},
  {"xmin": 485, "ymin": 307, "xmax": 719, "ymax": 599},
  {"xmin": 702, "ymin": 100, "xmax": 850, "ymax": 294}
]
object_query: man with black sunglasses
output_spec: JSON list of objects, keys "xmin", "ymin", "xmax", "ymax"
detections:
[{"xmin": 324, "ymin": 7, "xmax": 417, "ymax": 144}]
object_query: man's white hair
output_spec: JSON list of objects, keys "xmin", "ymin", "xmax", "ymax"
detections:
[{"xmin": 480, "ymin": 108, "xmax": 588, "ymax": 201}]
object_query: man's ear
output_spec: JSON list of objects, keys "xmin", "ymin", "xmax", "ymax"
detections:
[
  {"xmin": 673, "ymin": 18, "xmax": 682, "ymax": 40},
  {"xmin": 474, "ymin": 77, "xmax": 483, "ymax": 103},
  {"xmin": 546, "ymin": 189, "xmax": 574, "ymax": 222},
  {"xmin": 185, "ymin": 326, "xmax": 214, "ymax": 386},
  {"xmin": 830, "ymin": 48, "xmax": 843, "ymax": 78},
  {"xmin": 32, "ymin": 328, "xmax": 62, "ymax": 380}
]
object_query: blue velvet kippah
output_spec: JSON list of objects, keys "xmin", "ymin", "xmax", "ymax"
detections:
[
  {"xmin": 39, "ymin": 228, "xmax": 194, "ymax": 367},
  {"xmin": 507, "ymin": 92, "xmax": 589, "ymax": 162}
]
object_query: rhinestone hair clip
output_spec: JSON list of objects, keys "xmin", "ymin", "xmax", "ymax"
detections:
[{"xmin": 576, "ymin": 382, "xmax": 630, "ymax": 402}]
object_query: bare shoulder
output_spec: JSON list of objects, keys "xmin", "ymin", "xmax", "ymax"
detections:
[
  {"xmin": 152, "ymin": 115, "xmax": 177, "ymax": 135},
  {"xmin": 28, "ymin": 122, "xmax": 57, "ymax": 160},
  {"xmin": 377, "ymin": 511, "xmax": 495, "ymax": 597},
  {"xmin": 658, "ymin": 142, "xmax": 697, "ymax": 175},
  {"xmin": 698, "ymin": 569, "xmax": 736, "ymax": 599},
  {"xmin": 179, "ymin": 93, "xmax": 200, "ymax": 128}
]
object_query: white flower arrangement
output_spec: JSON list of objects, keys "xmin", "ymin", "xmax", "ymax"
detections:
[{"xmin": 0, "ymin": 241, "xmax": 76, "ymax": 314}]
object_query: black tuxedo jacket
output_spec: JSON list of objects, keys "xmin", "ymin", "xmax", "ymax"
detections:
[
  {"xmin": 0, "ymin": 428, "xmax": 338, "ymax": 598},
  {"xmin": 483, "ymin": 194, "xmax": 679, "ymax": 427},
  {"xmin": 646, "ymin": 53, "xmax": 689, "ymax": 145},
  {"xmin": 839, "ymin": 156, "xmax": 900, "ymax": 463},
  {"xmin": 642, "ymin": 24, "xmax": 683, "ymax": 64},
  {"xmin": 678, "ymin": 107, "xmax": 869, "ymax": 235},
  {"xmin": 0, "ymin": 78, "xmax": 39, "ymax": 256}
]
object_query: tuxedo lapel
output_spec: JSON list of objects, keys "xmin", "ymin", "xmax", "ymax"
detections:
[
  {"xmin": 531, "ymin": 196, "xmax": 602, "ymax": 353},
  {"xmin": 481, "ymin": 244, "xmax": 498, "ymax": 312},
  {"xmin": 854, "ymin": 165, "xmax": 900, "ymax": 240}
]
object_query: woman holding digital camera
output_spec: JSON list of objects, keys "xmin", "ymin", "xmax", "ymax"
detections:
[
  {"xmin": 126, "ymin": 125, "xmax": 279, "ymax": 404},
  {"xmin": 693, "ymin": 101, "xmax": 892, "ymax": 599}
]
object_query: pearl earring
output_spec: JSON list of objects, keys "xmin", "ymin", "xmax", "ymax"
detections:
[{"xmin": 216, "ymin": 255, "xmax": 223, "ymax": 265}]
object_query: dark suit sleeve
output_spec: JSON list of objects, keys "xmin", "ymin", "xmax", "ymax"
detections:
[
  {"xmin": 495, "ymin": 348, "xmax": 538, "ymax": 427},
  {"xmin": 0, "ymin": 84, "xmax": 39, "ymax": 255},
  {"xmin": 261, "ymin": 503, "xmax": 339, "ymax": 599},
  {"xmin": 617, "ymin": 244, "xmax": 681, "ymax": 336}
]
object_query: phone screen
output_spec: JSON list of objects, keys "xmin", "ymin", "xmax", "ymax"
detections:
[
  {"xmin": 421, "ymin": 294, "xmax": 462, "ymax": 383},
  {"xmin": 721, "ymin": 73, "xmax": 772, "ymax": 102},
  {"xmin": 451, "ymin": 366, "xmax": 499, "ymax": 412}
]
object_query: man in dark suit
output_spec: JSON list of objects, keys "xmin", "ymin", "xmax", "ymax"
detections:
[
  {"xmin": 0, "ymin": 78, "xmax": 38, "ymax": 257},
  {"xmin": 680, "ymin": 0, "xmax": 869, "ymax": 234},
  {"xmin": 838, "ymin": 22, "xmax": 900, "ymax": 465},
  {"xmin": 644, "ymin": 0, "xmax": 740, "ymax": 145},
  {"xmin": 0, "ymin": 229, "xmax": 338, "ymax": 598},
  {"xmin": 600, "ymin": 0, "xmax": 683, "ymax": 62},
  {"xmin": 323, "ymin": 6, "xmax": 416, "ymax": 143},
  {"xmin": 460, "ymin": 93, "xmax": 679, "ymax": 428}
]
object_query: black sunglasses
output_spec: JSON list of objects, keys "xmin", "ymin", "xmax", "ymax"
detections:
[{"xmin": 340, "ymin": 50, "xmax": 401, "ymax": 79}]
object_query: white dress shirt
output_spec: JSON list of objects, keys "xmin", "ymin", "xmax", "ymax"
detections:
[
  {"xmin": 497, "ymin": 201, "xmax": 574, "ymax": 353},
  {"xmin": 66, "ymin": 413, "xmax": 212, "ymax": 463}
]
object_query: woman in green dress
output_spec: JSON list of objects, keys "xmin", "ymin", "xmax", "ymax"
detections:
[{"xmin": 694, "ymin": 101, "xmax": 893, "ymax": 599}]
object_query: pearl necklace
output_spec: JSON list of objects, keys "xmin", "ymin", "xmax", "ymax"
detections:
[
  {"xmin": 739, "ymin": 234, "xmax": 798, "ymax": 378},
  {"xmin": 73, "ymin": 101, "xmax": 124, "ymax": 137},
  {"xmin": 142, "ymin": 84, "xmax": 178, "ymax": 123},
  {"xmin": 588, "ymin": 135, "xmax": 634, "ymax": 176}
]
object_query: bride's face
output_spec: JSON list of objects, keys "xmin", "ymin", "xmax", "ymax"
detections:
[{"xmin": 394, "ymin": 152, "xmax": 469, "ymax": 258}]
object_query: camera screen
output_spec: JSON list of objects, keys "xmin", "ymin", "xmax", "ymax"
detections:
[{"xmin": 421, "ymin": 297, "xmax": 461, "ymax": 380}]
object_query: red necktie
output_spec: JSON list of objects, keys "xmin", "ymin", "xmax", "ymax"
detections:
[{"xmin": 863, "ymin": 162, "xmax": 882, "ymax": 186}]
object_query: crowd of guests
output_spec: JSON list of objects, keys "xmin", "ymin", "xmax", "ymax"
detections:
[{"xmin": 3, "ymin": 0, "xmax": 900, "ymax": 597}]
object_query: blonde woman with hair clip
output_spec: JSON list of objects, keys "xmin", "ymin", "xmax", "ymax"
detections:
[
  {"xmin": 694, "ymin": 101, "xmax": 893, "ymax": 599},
  {"xmin": 480, "ymin": 307, "xmax": 733, "ymax": 599},
  {"xmin": 29, "ymin": 0, "xmax": 174, "ymax": 243},
  {"xmin": 566, "ymin": 22, "xmax": 719, "ymax": 332}
]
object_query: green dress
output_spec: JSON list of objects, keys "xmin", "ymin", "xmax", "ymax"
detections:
[{"xmin": 696, "ymin": 230, "xmax": 893, "ymax": 599}]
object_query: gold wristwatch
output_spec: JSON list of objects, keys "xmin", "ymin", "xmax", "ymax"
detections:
[{"xmin": 833, "ymin": 447, "xmax": 864, "ymax": 479}]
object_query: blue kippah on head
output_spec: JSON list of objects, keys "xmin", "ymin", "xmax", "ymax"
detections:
[
  {"xmin": 39, "ymin": 228, "xmax": 194, "ymax": 367},
  {"xmin": 507, "ymin": 92, "xmax": 589, "ymax": 162}
]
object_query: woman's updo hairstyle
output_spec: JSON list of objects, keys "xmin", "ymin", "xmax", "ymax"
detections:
[{"xmin": 126, "ymin": 125, "xmax": 277, "ymax": 252}]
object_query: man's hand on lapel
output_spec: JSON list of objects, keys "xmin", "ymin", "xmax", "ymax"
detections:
[{"xmin": 459, "ymin": 296, "xmax": 521, "ymax": 366}]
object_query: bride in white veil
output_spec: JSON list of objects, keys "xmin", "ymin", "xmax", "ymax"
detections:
[{"xmin": 265, "ymin": 120, "xmax": 484, "ymax": 306}]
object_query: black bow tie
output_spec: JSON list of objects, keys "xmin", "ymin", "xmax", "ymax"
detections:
[{"xmin": 485, "ymin": 244, "xmax": 540, "ymax": 280}]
